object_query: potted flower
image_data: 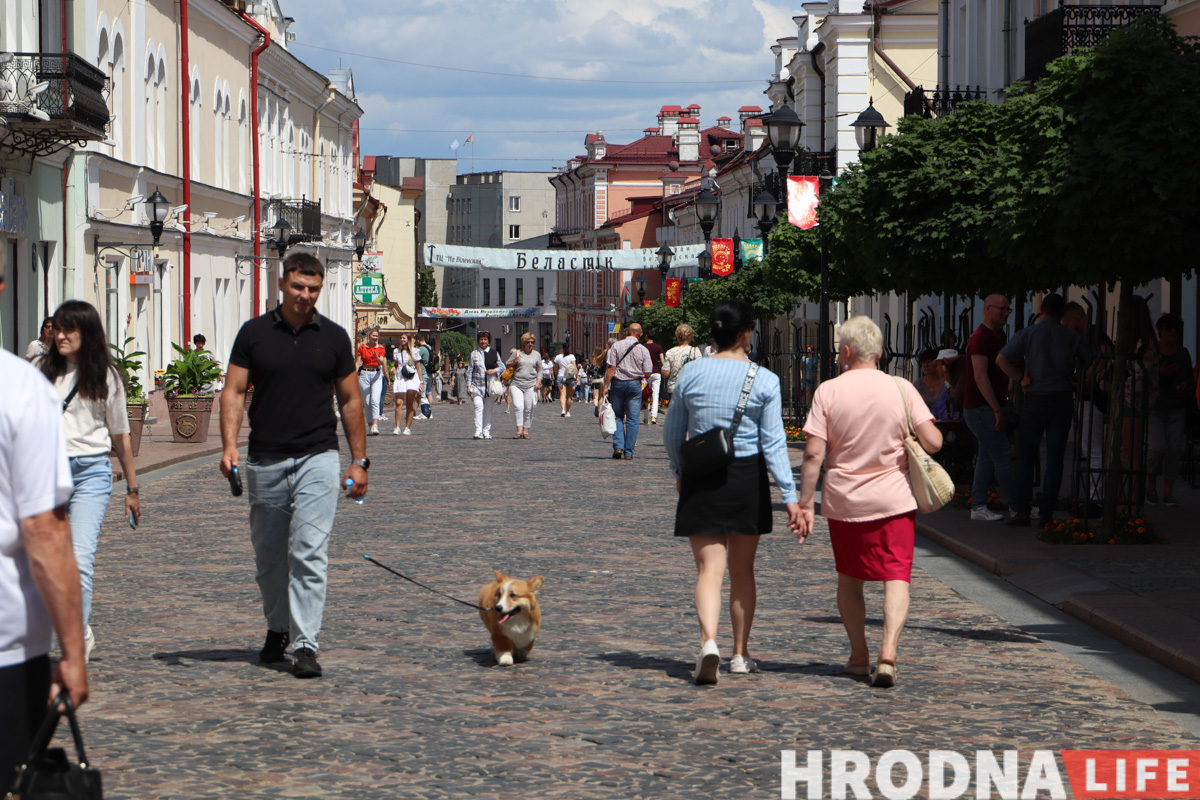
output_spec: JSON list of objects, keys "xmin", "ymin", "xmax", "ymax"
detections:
[
  {"xmin": 109, "ymin": 337, "xmax": 149, "ymax": 456},
  {"xmin": 162, "ymin": 343, "xmax": 224, "ymax": 443}
]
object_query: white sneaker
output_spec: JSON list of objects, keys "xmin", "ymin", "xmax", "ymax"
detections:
[
  {"xmin": 729, "ymin": 654, "xmax": 757, "ymax": 674},
  {"xmin": 83, "ymin": 625, "xmax": 95, "ymax": 664},
  {"xmin": 970, "ymin": 507, "xmax": 1004, "ymax": 522},
  {"xmin": 1031, "ymin": 507, "xmax": 1041, "ymax": 521},
  {"xmin": 393, "ymin": 427, "xmax": 402, "ymax": 435},
  {"xmin": 483, "ymin": 432, "xmax": 492, "ymax": 439},
  {"xmin": 561, "ymin": 411, "xmax": 566, "ymax": 417},
  {"xmin": 694, "ymin": 640, "xmax": 719, "ymax": 685},
  {"xmin": 473, "ymin": 433, "xmax": 483, "ymax": 439},
  {"xmin": 378, "ymin": 415, "xmax": 388, "ymax": 422},
  {"xmin": 369, "ymin": 423, "xmax": 379, "ymax": 436},
  {"xmin": 402, "ymin": 427, "xmax": 411, "ymax": 436},
  {"xmin": 565, "ymin": 412, "xmax": 571, "ymax": 418}
]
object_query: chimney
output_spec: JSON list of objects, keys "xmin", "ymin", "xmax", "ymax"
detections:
[
  {"xmin": 717, "ymin": 116, "xmax": 732, "ymax": 129},
  {"xmin": 657, "ymin": 105, "xmax": 683, "ymax": 137},
  {"xmin": 585, "ymin": 131, "xmax": 607, "ymax": 160},
  {"xmin": 744, "ymin": 118, "xmax": 766, "ymax": 152},
  {"xmin": 677, "ymin": 117, "xmax": 701, "ymax": 162}
]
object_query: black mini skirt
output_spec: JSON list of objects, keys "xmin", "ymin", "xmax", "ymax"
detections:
[{"xmin": 674, "ymin": 453, "xmax": 772, "ymax": 537}]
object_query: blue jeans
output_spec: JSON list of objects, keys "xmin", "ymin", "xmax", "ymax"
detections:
[
  {"xmin": 68, "ymin": 455, "xmax": 113, "ymax": 628},
  {"xmin": 609, "ymin": 379, "xmax": 642, "ymax": 456},
  {"xmin": 1015, "ymin": 394, "xmax": 1074, "ymax": 519},
  {"xmin": 246, "ymin": 450, "xmax": 340, "ymax": 653},
  {"xmin": 962, "ymin": 405, "xmax": 1016, "ymax": 512}
]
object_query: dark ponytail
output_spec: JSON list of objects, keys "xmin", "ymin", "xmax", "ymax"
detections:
[
  {"xmin": 39, "ymin": 300, "xmax": 115, "ymax": 402},
  {"xmin": 710, "ymin": 299, "xmax": 755, "ymax": 350}
]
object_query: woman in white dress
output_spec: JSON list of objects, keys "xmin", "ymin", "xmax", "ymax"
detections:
[{"xmin": 392, "ymin": 333, "xmax": 422, "ymax": 435}]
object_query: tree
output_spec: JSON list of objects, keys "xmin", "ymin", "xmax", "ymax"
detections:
[
  {"xmin": 681, "ymin": 257, "xmax": 799, "ymax": 343},
  {"xmin": 437, "ymin": 330, "xmax": 474, "ymax": 365},
  {"xmin": 762, "ymin": 219, "xmax": 875, "ymax": 303},
  {"xmin": 417, "ymin": 266, "xmax": 439, "ymax": 308},
  {"xmin": 631, "ymin": 300, "xmax": 686, "ymax": 347}
]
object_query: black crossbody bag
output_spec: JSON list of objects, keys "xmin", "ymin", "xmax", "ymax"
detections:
[{"xmin": 679, "ymin": 363, "xmax": 758, "ymax": 477}]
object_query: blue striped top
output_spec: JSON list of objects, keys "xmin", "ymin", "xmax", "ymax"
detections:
[{"xmin": 662, "ymin": 357, "xmax": 797, "ymax": 503}]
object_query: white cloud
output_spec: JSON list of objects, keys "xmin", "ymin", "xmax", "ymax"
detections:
[{"xmin": 281, "ymin": 0, "xmax": 799, "ymax": 169}]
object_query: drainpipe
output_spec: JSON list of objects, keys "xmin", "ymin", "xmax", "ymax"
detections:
[
  {"xmin": 61, "ymin": 1, "xmax": 68, "ymax": 310},
  {"xmin": 181, "ymin": 0, "xmax": 192, "ymax": 343},
  {"xmin": 810, "ymin": 43, "xmax": 826, "ymax": 150},
  {"xmin": 872, "ymin": 4, "xmax": 920, "ymax": 92},
  {"xmin": 312, "ymin": 86, "xmax": 335, "ymax": 201},
  {"xmin": 240, "ymin": 11, "xmax": 271, "ymax": 315}
]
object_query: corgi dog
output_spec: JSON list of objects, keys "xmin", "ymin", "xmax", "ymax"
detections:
[{"xmin": 478, "ymin": 570, "xmax": 545, "ymax": 666}]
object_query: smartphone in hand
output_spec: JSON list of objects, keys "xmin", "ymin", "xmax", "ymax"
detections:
[{"xmin": 127, "ymin": 509, "xmax": 137, "ymax": 530}]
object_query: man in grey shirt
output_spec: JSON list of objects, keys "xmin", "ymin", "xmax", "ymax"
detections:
[
  {"xmin": 602, "ymin": 323, "xmax": 653, "ymax": 460},
  {"xmin": 996, "ymin": 293, "xmax": 1085, "ymax": 526}
]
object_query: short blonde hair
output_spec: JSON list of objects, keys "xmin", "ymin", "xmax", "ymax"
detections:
[
  {"xmin": 837, "ymin": 316, "xmax": 883, "ymax": 364},
  {"xmin": 521, "ymin": 332, "xmax": 536, "ymax": 344},
  {"xmin": 675, "ymin": 323, "xmax": 695, "ymax": 345}
]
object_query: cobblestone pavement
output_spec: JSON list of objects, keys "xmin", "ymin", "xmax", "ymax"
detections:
[{"xmin": 73, "ymin": 401, "xmax": 1198, "ymax": 799}]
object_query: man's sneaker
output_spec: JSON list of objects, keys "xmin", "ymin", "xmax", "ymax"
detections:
[
  {"xmin": 1145, "ymin": 489, "xmax": 1160, "ymax": 505},
  {"xmin": 970, "ymin": 507, "xmax": 1004, "ymax": 522},
  {"xmin": 1162, "ymin": 494, "xmax": 1179, "ymax": 507},
  {"xmin": 729, "ymin": 654, "xmax": 757, "ymax": 674},
  {"xmin": 694, "ymin": 640, "xmax": 720, "ymax": 685},
  {"xmin": 259, "ymin": 630, "xmax": 290, "ymax": 663},
  {"xmin": 83, "ymin": 625, "xmax": 95, "ymax": 664},
  {"xmin": 369, "ymin": 423, "xmax": 379, "ymax": 436},
  {"xmin": 293, "ymin": 648, "xmax": 322, "ymax": 679},
  {"xmin": 403, "ymin": 427, "xmax": 411, "ymax": 435}
]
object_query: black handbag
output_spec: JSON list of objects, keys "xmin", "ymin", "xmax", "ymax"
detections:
[
  {"xmin": 7, "ymin": 695, "xmax": 103, "ymax": 800},
  {"xmin": 679, "ymin": 363, "xmax": 758, "ymax": 478}
]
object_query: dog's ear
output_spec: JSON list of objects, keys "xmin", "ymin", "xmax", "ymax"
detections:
[
  {"xmin": 493, "ymin": 569, "xmax": 507, "ymax": 582},
  {"xmin": 527, "ymin": 576, "xmax": 545, "ymax": 594}
]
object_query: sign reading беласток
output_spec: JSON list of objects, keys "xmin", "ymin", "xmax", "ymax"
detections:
[{"xmin": 426, "ymin": 243, "xmax": 705, "ymax": 272}]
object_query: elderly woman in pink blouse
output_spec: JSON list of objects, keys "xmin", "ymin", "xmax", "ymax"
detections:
[{"xmin": 796, "ymin": 316, "xmax": 942, "ymax": 688}]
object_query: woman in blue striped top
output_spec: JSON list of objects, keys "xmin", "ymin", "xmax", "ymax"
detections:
[{"xmin": 663, "ymin": 300, "xmax": 802, "ymax": 685}]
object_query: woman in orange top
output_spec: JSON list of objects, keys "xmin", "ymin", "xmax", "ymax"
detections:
[{"xmin": 356, "ymin": 328, "xmax": 387, "ymax": 435}]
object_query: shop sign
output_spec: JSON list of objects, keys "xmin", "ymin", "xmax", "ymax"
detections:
[
  {"xmin": 0, "ymin": 179, "xmax": 29, "ymax": 236},
  {"xmin": 361, "ymin": 251, "xmax": 383, "ymax": 272},
  {"xmin": 353, "ymin": 274, "xmax": 385, "ymax": 304}
]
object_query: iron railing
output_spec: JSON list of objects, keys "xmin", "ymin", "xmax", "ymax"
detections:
[
  {"xmin": 903, "ymin": 85, "xmax": 986, "ymax": 119},
  {"xmin": 1025, "ymin": 4, "xmax": 1161, "ymax": 82},
  {"xmin": 266, "ymin": 197, "xmax": 322, "ymax": 243},
  {"xmin": 0, "ymin": 52, "xmax": 109, "ymax": 156}
]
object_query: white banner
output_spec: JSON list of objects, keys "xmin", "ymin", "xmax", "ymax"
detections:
[
  {"xmin": 422, "ymin": 306, "xmax": 542, "ymax": 319},
  {"xmin": 425, "ymin": 242, "xmax": 706, "ymax": 272}
]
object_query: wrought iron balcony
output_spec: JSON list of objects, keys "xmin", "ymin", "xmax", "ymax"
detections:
[
  {"xmin": 0, "ymin": 52, "xmax": 109, "ymax": 157},
  {"xmin": 1025, "ymin": 3, "xmax": 1161, "ymax": 82},
  {"xmin": 266, "ymin": 197, "xmax": 322, "ymax": 243},
  {"xmin": 903, "ymin": 85, "xmax": 986, "ymax": 119}
]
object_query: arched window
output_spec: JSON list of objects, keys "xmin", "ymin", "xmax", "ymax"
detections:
[
  {"xmin": 190, "ymin": 68, "xmax": 201, "ymax": 183},
  {"xmin": 213, "ymin": 79, "xmax": 224, "ymax": 188},
  {"xmin": 222, "ymin": 83, "xmax": 231, "ymax": 190},
  {"xmin": 155, "ymin": 54, "xmax": 167, "ymax": 172},
  {"xmin": 144, "ymin": 49, "xmax": 156, "ymax": 169},
  {"xmin": 109, "ymin": 29, "xmax": 125, "ymax": 159},
  {"xmin": 238, "ymin": 93, "xmax": 248, "ymax": 194}
]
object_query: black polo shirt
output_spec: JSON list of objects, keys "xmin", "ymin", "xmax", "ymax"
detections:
[{"xmin": 228, "ymin": 308, "xmax": 355, "ymax": 458}]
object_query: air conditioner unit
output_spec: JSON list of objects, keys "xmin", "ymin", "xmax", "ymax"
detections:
[{"xmin": 501, "ymin": 324, "xmax": 511, "ymax": 335}]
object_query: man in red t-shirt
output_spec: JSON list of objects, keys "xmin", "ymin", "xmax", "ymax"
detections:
[
  {"xmin": 355, "ymin": 329, "xmax": 388, "ymax": 435},
  {"xmin": 961, "ymin": 295, "xmax": 1017, "ymax": 521}
]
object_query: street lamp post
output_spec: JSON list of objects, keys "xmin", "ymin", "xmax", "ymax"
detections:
[
  {"xmin": 752, "ymin": 188, "xmax": 778, "ymax": 253},
  {"xmin": 851, "ymin": 98, "xmax": 890, "ymax": 153},
  {"xmin": 354, "ymin": 229, "xmax": 368, "ymax": 261},
  {"xmin": 656, "ymin": 243, "xmax": 674, "ymax": 283},
  {"xmin": 266, "ymin": 217, "xmax": 293, "ymax": 259},
  {"xmin": 764, "ymin": 104, "xmax": 803, "ymax": 214},
  {"xmin": 145, "ymin": 188, "xmax": 170, "ymax": 247},
  {"xmin": 817, "ymin": 169, "xmax": 834, "ymax": 383},
  {"xmin": 694, "ymin": 188, "xmax": 719, "ymax": 279},
  {"xmin": 636, "ymin": 276, "xmax": 647, "ymax": 307}
]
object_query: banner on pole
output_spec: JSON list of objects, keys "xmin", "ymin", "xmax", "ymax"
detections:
[
  {"xmin": 425, "ymin": 242, "xmax": 706, "ymax": 272},
  {"xmin": 711, "ymin": 238, "xmax": 735, "ymax": 277},
  {"xmin": 787, "ymin": 176, "xmax": 820, "ymax": 230},
  {"xmin": 740, "ymin": 238, "xmax": 764, "ymax": 262},
  {"xmin": 664, "ymin": 278, "xmax": 682, "ymax": 307},
  {"xmin": 421, "ymin": 306, "xmax": 541, "ymax": 318}
]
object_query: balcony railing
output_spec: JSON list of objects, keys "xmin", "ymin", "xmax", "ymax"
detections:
[
  {"xmin": 903, "ymin": 85, "xmax": 986, "ymax": 119},
  {"xmin": 266, "ymin": 197, "xmax": 322, "ymax": 243},
  {"xmin": 0, "ymin": 52, "xmax": 109, "ymax": 157},
  {"xmin": 1025, "ymin": 4, "xmax": 1161, "ymax": 82}
]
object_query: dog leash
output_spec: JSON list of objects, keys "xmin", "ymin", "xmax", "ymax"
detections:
[{"xmin": 363, "ymin": 555, "xmax": 492, "ymax": 612}]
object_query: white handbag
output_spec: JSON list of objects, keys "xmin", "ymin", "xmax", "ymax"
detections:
[{"xmin": 894, "ymin": 377, "xmax": 954, "ymax": 513}]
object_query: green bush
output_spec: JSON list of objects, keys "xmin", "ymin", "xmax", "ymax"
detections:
[{"xmin": 163, "ymin": 343, "xmax": 223, "ymax": 396}]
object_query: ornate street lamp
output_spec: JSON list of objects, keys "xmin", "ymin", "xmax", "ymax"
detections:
[
  {"xmin": 636, "ymin": 276, "xmax": 647, "ymax": 306},
  {"xmin": 753, "ymin": 188, "xmax": 778, "ymax": 246},
  {"xmin": 354, "ymin": 229, "xmax": 368, "ymax": 260},
  {"xmin": 656, "ymin": 243, "xmax": 674, "ymax": 281},
  {"xmin": 695, "ymin": 188, "xmax": 719, "ymax": 281},
  {"xmin": 146, "ymin": 188, "xmax": 170, "ymax": 247},
  {"xmin": 765, "ymin": 104, "xmax": 804, "ymax": 179},
  {"xmin": 267, "ymin": 217, "xmax": 293, "ymax": 259},
  {"xmin": 852, "ymin": 98, "xmax": 890, "ymax": 153},
  {"xmin": 697, "ymin": 250, "xmax": 713, "ymax": 281}
]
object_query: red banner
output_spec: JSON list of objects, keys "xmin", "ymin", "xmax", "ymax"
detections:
[
  {"xmin": 665, "ymin": 278, "xmax": 682, "ymax": 307},
  {"xmin": 787, "ymin": 176, "xmax": 820, "ymax": 230},
  {"xmin": 711, "ymin": 238, "xmax": 734, "ymax": 276}
]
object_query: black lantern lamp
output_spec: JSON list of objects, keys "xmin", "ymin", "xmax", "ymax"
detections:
[
  {"xmin": 753, "ymin": 188, "xmax": 778, "ymax": 228},
  {"xmin": 695, "ymin": 188, "xmax": 719, "ymax": 240},
  {"xmin": 852, "ymin": 98, "xmax": 890, "ymax": 152},
  {"xmin": 636, "ymin": 276, "xmax": 647, "ymax": 306},
  {"xmin": 656, "ymin": 243, "xmax": 674, "ymax": 281},
  {"xmin": 765, "ymin": 104, "xmax": 804, "ymax": 176},
  {"xmin": 354, "ymin": 229, "xmax": 368, "ymax": 260},
  {"xmin": 267, "ymin": 217, "xmax": 293, "ymax": 258},
  {"xmin": 146, "ymin": 188, "xmax": 169, "ymax": 246},
  {"xmin": 697, "ymin": 250, "xmax": 712, "ymax": 281}
]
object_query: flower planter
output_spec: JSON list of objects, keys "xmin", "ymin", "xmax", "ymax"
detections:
[
  {"xmin": 166, "ymin": 395, "xmax": 215, "ymax": 443},
  {"xmin": 126, "ymin": 401, "xmax": 149, "ymax": 457}
]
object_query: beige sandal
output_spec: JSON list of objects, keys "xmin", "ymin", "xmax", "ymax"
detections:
[
  {"xmin": 844, "ymin": 660, "xmax": 870, "ymax": 676},
  {"xmin": 872, "ymin": 658, "xmax": 897, "ymax": 688}
]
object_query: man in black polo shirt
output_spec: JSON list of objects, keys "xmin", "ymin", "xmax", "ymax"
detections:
[{"xmin": 219, "ymin": 253, "xmax": 368, "ymax": 679}]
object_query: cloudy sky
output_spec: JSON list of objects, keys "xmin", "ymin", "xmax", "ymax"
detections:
[{"xmin": 281, "ymin": 0, "xmax": 799, "ymax": 174}]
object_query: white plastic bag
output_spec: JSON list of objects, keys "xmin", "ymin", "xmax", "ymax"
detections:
[{"xmin": 599, "ymin": 398, "xmax": 616, "ymax": 440}]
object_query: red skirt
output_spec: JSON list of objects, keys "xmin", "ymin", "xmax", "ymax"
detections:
[{"xmin": 827, "ymin": 511, "xmax": 917, "ymax": 582}]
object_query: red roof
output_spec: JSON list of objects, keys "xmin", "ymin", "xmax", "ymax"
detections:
[
  {"xmin": 717, "ymin": 116, "xmax": 732, "ymax": 121},
  {"xmin": 739, "ymin": 105, "xmax": 763, "ymax": 112},
  {"xmin": 643, "ymin": 127, "xmax": 658, "ymax": 133},
  {"xmin": 659, "ymin": 104, "xmax": 683, "ymax": 113},
  {"xmin": 687, "ymin": 103, "xmax": 701, "ymax": 109},
  {"xmin": 585, "ymin": 133, "xmax": 605, "ymax": 144},
  {"xmin": 746, "ymin": 118, "xmax": 763, "ymax": 126},
  {"xmin": 678, "ymin": 117, "xmax": 699, "ymax": 125},
  {"xmin": 362, "ymin": 155, "xmax": 376, "ymax": 172}
]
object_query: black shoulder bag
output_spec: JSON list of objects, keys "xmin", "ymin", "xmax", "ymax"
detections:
[
  {"xmin": 679, "ymin": 362, "xmax": 758, "ymax": 478},
  {"xmin": 7, "ymin": 694, "xmax": 103, "ymax": 799}
]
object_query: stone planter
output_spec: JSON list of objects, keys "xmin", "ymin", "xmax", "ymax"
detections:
[
  {"xmin": 166, "ymin": 395, "xmax": 215, "ymax": 444},
  {"xmin": 126, "ymin": 401, "xmax": 149, "ymax": 457}
]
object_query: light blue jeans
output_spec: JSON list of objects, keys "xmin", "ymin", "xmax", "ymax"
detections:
[
  {"xmin": 68, "ymin": 455, "xmax": 114, "ymax": 628},
  {"xmin": 609, "ymin": 379, "xmax": 642, "ymax": 457},
  {"xmin": 963, "ymin": 405, "xmax": 1017, "ymax": 512},
  {"xmin": 246, "ymin": 450, "xmax": 340, "ymax": 653}
]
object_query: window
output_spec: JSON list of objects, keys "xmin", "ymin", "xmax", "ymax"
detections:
[
  {"xmin": 483, "ymin": 279, "xmax": 490, "ymax": 306},
  {"xmin": 515, "ymin": 278, "xmax": 524, "ymax": 306},
  {"xmin": 516, "ymin": 321, "xmax": 529, "ymax": 339},
  {"xmin": 537, "ymin": 277, "xmax": 545, "ymax": 306},
  {"xmin": 508, "ymin": 195, "xmax": 521, "ymax": 212},
  {"xmin": 508, "ymin": 224, "xmax": 520, "ymax": 240},
  {"xmin": 498, "ymin": 279, "xmax": 506, "ymax": 306}
]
